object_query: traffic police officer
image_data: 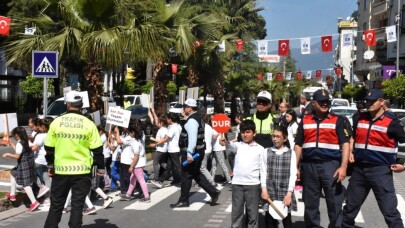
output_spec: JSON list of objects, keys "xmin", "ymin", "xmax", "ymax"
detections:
[
  {"xmin": 295, "ymin": 88, "xmax": 350, "ymax": 228},
  {"xmin": 245, "ymin": 91, "xmax": 274, "ymax": 148},
  {"xmin": 44, "ymin": 91, "xmax": 104, "ymax": 228},
  {"xmin": 343, "ymin": 89, "xmax": 405, "ymax": 228}
]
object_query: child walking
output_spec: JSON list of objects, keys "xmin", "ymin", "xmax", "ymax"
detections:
[
  {"xmin": 3, "ymin": 127, "xmax": 40, "ymax": 212},
  {"xmin": 107, "ymin": 126, "xmax": 121, "ymax": 191},
  {"xmin": 228, "ymin": 120, "xmax": 268, "ymax": 228},
  {"xmin": 118, "ymin": 123, "xmax": 150, "ymax": 202},
  {"xmin": 265, "ymin": 125, "xmax": 297, "ymax": 228}
]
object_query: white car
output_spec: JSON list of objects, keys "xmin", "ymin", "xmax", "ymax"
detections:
[
  {"xmin": 168, "ymin": 103, "xmax": 184, "ymax": 114},
  {"xmin": 331, "ymin": 98, "xmax": 350, "ymax": 107},
  {"xmin": 329, "ymin": 106, "xmax": 357, "ymax": 125},
  {"xmin": 225, "ymin": 102, "xmax": 231, "ymax": 115}
]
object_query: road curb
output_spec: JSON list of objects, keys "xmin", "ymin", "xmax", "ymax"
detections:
[{"xmin": 0, "ymin": 205, "xmax": 26, "ymax": 221}]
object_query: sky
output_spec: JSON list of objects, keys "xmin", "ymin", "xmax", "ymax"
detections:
[{"xmin": 257, "ymin": 0, "xmax": 358, "ymax": 48}]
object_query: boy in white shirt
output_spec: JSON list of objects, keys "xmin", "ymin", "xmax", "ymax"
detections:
[{"xmin": 228, "ymin": 120, "xmax": 268, "ymax": 228}]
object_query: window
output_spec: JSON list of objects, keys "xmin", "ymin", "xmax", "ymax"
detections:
[{"xmin": 364, "ymin": 0, "xmax": 368, "ymax": 11}]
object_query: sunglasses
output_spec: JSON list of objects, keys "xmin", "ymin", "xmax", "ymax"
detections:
[{"xmin": 257, "ymin": 100, "xmax": 270, "ymax": 105}]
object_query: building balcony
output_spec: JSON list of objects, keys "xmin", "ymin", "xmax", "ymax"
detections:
[{"xmin": 372, "ymin": 0, "xmax": 388, "ymax": 16}]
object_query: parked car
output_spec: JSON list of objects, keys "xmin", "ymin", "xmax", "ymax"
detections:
[
  {"xmin": 224, "ymin": 102, "xmax": 231, "ymax": 115},
  {"xmin": 331, "ymin": 98, "xmax": 350, "ymax": 107},
  {"xmin": 126, "ymin": 105, "xmax": 153, "ymax": 135},
  {"xmin": 329, "ymin": 106, "xmax": 357, "ymax": 125},
  {"xmin": 398, "ymin": 117, "xmax": 405, "ymax": 161},
  {"xmin": 168, "ymin": 103, "xmax": 184, "ymax": 114},
  {"xmin": 389, "ymin": 108, "xmax": 405, "ymax": 119}
]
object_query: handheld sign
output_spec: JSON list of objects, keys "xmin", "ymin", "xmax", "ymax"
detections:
[
  {"xmin": 211, "ymin": 114, "xmax": 231, "ymax": 134},
  {"xmin": 106, "ymin": 106, "xmax": 131, "ymax": 128}
]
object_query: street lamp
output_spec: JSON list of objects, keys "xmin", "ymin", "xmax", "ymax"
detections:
[{"xmin": 396, "ymin": 0, "xmax": 401, "ymax": 76}]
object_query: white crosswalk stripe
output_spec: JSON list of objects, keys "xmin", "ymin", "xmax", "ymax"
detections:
[
  {"xmin": 173, "ymin": 186, "xmax": 223, "ymax": 211},
  {"xmin": 124, "ymin": 185, "xmax": 179, "ymax": 210},
  {"xmin": 397, "ymin": 194, "xmax": 405, "ymax": 220}
]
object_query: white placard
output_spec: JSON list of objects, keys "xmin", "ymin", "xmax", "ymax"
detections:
[
  {"xmin": 141, "ymin": 93, "xmax": 150, "ymax": 108},
  {"xmin": 179, "ymin": 90, "xmax": 186, "ymax": 104},
  {"xmin": 63, "ymin": 86, "xmax": 72, "ymax": 96},
  {"xmin": 92, "ymin": 111, "xmax": 101, "ymax": 126},
  {"xmin": 187, "ymin": 87, "xmax": 199, "ymax": 100},
  {"xmin": 0, "ymin": 113, "xmax": 18, "ymax": 134},
  {"xmin": 106, "ymin": 107, "xmax": 131, "ymax": 128},
  {"xmin": 78, "ymin": 91, "xmax": 90, "ymax": 108}
]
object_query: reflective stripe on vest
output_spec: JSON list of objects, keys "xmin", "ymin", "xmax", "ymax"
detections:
[
  {"xmin": 246, "ymin": 114, "xmax": 273, "ymax": 134},
  {"xmin": 302, "ymin": 114, "xmax": 341, "ymax": 160},
  {"xmin": 354, "ymin": 113, "xmax": 397, "ymax": 165}
]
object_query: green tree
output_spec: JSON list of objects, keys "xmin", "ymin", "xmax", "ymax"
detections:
[{"xmin": 382, "ymin": 75, "xmax": 405, "ymax": 108}]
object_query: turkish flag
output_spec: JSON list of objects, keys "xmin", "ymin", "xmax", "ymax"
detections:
[
  {"xmin": 364, "ymin": 29, "xmax": 376, "ymax": 46},
  {"xmin": 235, "ymin": 39, "xmax": 246, "ymax": 51},
  {"xmin": 335, "ymin": 67, "xmax": 342, "ymax": 76},
  {"xmin": 296, "ymin": 71, "xmax": 302, "ymax": 80},
  {"xmin": 316, "ymin": 70, "xmax": 322, "ymax": 78},
  {"xmin": 275, "ymin": 72, "xmax": 282, "ymax": 80},
  {"xmin": 171, "ymin": 64, "xmax": 178, "ymax": 74},
  {"xmin": 0, "ymin": 16, "xmax": 12, "ymax": 36},
  {"xmin": 257, "ymin": 72, "xmax": 263, "ymax": 81},
  {"xmin": 321, "ymin": 35, "xmax": 332, "ymax": 52},
  {"xmin": 278, "ymin": 40, "xmax": 289, "ymax": 56},
  {"xmin": 326, "ymin": 75, "xmax": 331, "ymax": 82},
  {"xmin": 194, "ymin": 40, "xmax": 203, "ymax": 48}
]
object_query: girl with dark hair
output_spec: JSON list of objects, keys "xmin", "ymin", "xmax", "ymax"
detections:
[
  {"xmin": 119, "ymin": 122, "xmax": 150, "ymax": 202},
  {"xmin": 285, "ymin": 109, "xmax": 298, "ymax": 149},
  {"xmin": 265, "ymin": 125, "xmax": 297, "ymax": 227},
  {"xmin": 150, "ymin": 112, "xmax": 169, "ymax": 186},
  {"xmin": 2, "ymin": 127, "xmax": 39, "ymax": 212}
]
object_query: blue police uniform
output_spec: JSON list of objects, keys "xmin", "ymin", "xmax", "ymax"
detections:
[
  {"xmin": 295, "ymin": 89, "xmax": 350, "ymax": 228},
  {"xmin": 343, "ymin": 89, "xmax": 405, "ymax": 228}
]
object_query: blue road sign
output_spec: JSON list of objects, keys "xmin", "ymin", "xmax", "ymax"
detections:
[{"xmin": 32, "ymin": 51, "xmax": 58, "ymax": 78}]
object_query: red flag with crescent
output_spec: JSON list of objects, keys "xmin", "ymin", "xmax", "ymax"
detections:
[
  {"xmin": 364, "ymin": 29, "xmax": 376, "ymax": 46},
  {"xmin": 171, "ymin": 64, "xmax": 178, "ymax": 74},
  {"xmin": 235, "ymin": 39, "xmax": 246, "ymax": 51},
  {"xmin": 257, "ymin": 72, "xmax": 263, "ymax": 81},
  {"xmin": 278, "ymin": 40, "xmax": 289, "ymax": 56},
  {"xmin": 296, "ymin": 71, "xmax": 302, "ymax": 80},
  {"xmin": 326, "ymin": 75, "xmax": 331, "ymax": 83},
  {"xmin": 316, "ymin": 70, "xmax": 322, "ymax": 78},
  {"xmin": 335, "ymin": 67, "xmax": 342, "ymax": 76},
  {"xmin": 321, "ymin": 35, "xmax": 332, "ymax": 52},
  {"xmin": 0, "ymin": 16, "xmax": 11, "ymax": 36},
  {"xmin": 275, "ymin": 72, "xmax": 282, "ymax": 80}
]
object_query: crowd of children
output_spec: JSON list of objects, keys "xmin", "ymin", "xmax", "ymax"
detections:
[{"xmin": 2, "ymin": 108, "xmax": 300, "ymax": 228}]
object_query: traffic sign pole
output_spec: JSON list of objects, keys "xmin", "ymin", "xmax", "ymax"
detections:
[{"xmin": 43, "ymin": 77, "xmax": 48, "ymax": 117}]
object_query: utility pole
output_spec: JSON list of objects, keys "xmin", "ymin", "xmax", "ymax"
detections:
[{"xmin": 397, "ymin": 0, "xmax": 401, "ymax": 76}]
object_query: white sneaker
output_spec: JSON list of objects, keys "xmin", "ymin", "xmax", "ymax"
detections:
[
  {"xmin": 37, "ymin": 186, "xmax": 50, "ymax": 198},
  {"xmin": 103, "ymin": 197, "xmax": 113, "ymax": 208}
]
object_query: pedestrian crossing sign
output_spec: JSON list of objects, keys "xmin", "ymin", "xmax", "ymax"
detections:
[{"xmin": 32, "ymin": 51, "xmax": 58, "ymax": 78}]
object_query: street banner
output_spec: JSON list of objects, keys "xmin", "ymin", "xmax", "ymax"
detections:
[
  {"xmin": 106, "ymin": 106, "xmax": 131, "ymax": 128},
  {"xmin": 266, "ymin": 72, "xmax": 273, "ymax": 81},
  {"xmin": 386, "ymin": 25, "xmax": 397, "ymax": 43},
  {"xmin": 278, "ymin": 40, "xmax": 289, "ymax": 56},
  {"xmin": 321, "ymin": 36, "xmax": 332, "ymax": 52},
  {"xmin": 343, "ymin": 32, "xmax": 353, "ymax": 47},
  {"xmin": 364, "ymin": 29, "xmax": 376, "ymax": 46},
  {"xmin": 300, "ymin": 37, "xmax": 311, "ymax": 54},
  {"xmin": 24, "ymin": 27, "xmax": 36, "ymax": 35},
  {"xmin": 257, "ymin": 40, "xmax": 268, "ymax": 57},
  {"xmin": 259, "ymin": 55, "xmax": 280, "ymax": 63},
  {"xmin": 286, "ymin": 72, "xmax": 292, "ymax": 80},
  {"xmin": 0, "ymin": 16, "xmax": 11, "ymax": 36},
  {"xmin": 305, "ymin": 71, "xmax": 312, "ymax": 79}
]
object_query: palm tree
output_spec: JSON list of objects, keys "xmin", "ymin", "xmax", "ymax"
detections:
[{"xmin": 5, "ymin": 0, "xmax": 171, "ymax": 112}]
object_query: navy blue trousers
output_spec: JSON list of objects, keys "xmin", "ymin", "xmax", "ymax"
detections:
[
  {"xmin": 343, "ymin": 165, "xmax": 403, "ymax": 228},
  {"xmin": 302, "ymin": 160, "xmax": 344, "ymax": 228}
]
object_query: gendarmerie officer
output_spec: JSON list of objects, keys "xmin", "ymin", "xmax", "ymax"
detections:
[
  {"xmin": 343, "ymin": 89, "xmax": 405, "ymax": 228},
  {"xmin": 295, "ymin": 88, "xmax": 350, "ymax": 228}
]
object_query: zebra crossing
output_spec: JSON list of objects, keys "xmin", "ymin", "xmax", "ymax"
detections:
[{"xmin": 15, "ymin": 182, "xmax": 405, "ymax": 227}]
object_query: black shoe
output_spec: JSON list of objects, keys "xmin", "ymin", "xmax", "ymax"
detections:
[
  {"xmin": 170, "ymin": 201, "xmax": 190, "ymax": 208},
  {"xmin": 210, "ymin": 190, "xmax": 221, "ymax": 206}
]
